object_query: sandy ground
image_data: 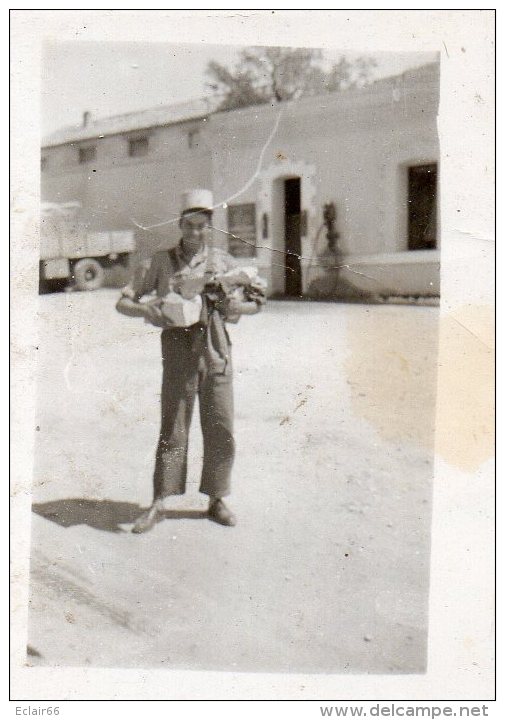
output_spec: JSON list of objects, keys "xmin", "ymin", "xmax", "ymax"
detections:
[{"xmin": 27, "ymin": 290, "xmax": 439, "ymax": 675}]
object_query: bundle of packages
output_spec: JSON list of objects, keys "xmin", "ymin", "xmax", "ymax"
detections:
[
  {"xmin": 146, "ymin": 292, "xmax": 203, "ymax": 327},
  {"xmin": 215, "ymin": 266, "xmax": 267, "ymax": 323},
  {"xmin": 144, "ymin": 265, "xmax": 266, "ymax": 327},
  {"xmin": 146, "ymin": 271, "xmax": 206, "ymax": 327},
  {"xmin": 171, "ymin": 275, "xmax": 207, "ymax": 300}
]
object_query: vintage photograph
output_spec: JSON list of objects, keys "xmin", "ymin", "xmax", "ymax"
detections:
[
  {"xmin": 10, "ymin": 9, "xmax": 495, "ymax": 704},
  {"xmin": 26, "ymin": 36, "xmax": 442, "ymax": 676}
]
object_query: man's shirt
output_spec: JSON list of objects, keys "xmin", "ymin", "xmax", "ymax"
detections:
[
  {"xmin": 122, "ymin": 242, "xmax": 235, "ymax": 301},
  {"xmin": 121, "ymin": 242, "xmax": 237, "ymax": 375}
]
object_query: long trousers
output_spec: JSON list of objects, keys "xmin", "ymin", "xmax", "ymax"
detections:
[{"xmin": 152, "ymin": 327, "xmax": 235, "ymax": 500}]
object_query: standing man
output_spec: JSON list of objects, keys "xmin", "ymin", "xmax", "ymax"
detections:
[{"xmin": 116, "ymin": 189, "xmax": 264, "ymax": 533}]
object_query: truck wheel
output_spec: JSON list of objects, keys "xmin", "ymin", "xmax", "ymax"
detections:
[{"xmin": 73, "ymin": 258, "xmax": 105, "ymax": 291}]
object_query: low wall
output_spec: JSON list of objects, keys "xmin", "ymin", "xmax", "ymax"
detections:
[{"xmin": 307, "ymin": 250, "xmax": 440, "ymax": 299}]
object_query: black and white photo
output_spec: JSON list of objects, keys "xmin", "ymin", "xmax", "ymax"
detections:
[{"xmin": 10, "ymin": 9, "xmax": 495, "ymax": 704}]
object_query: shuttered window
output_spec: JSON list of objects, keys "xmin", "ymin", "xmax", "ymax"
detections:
[
  {"xmin": 128, "ymin": 137, "xmax": 149, "ymax": 158},
  {"xmin": 227, "ymin": 203, "xmax": 257, "ymax": 258},
  {"xmin": 78, "ymin": 146, "xmax": 96, "ymax": 164}
]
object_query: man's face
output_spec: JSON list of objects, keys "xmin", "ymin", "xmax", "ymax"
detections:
[{"xmin": 180, "ymin": 211, "xmax": 211, "ymax": 254}]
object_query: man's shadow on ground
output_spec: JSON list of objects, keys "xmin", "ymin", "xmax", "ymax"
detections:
[{"xmin": 32, "ymin": 498, "xmax": 207, "ymax": 534}]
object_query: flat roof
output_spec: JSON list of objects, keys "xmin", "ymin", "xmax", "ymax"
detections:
[{"xmin": 42, "ymin": 62, "xmax": 439, "ymax": 149}]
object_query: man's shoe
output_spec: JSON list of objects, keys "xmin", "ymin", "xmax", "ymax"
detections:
[
  {"xmin": 132, "ymin": 505, "xmax": 161, "ymax": 534},
  {"xmin": 208, "ymin": 499, "xmax": 236, "ymax": 527}
]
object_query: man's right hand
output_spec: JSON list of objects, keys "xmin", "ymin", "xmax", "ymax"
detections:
[{"xmin": 143, "ymin": 303, "xmax": 172, "ymax": 327}]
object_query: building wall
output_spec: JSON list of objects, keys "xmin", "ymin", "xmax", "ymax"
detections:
[
  {"xmin": 42, "ymin": 120, "xmax": 213, "ymax": 256},
  {"xmin": 41, "ymin": 64, "xmax": 440, "ymax": 295},
  {"xmin": 207, "ymin": 65, "xmax": 439, "ymax": 294}
]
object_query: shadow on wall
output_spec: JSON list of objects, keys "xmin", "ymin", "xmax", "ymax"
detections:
[
  {"xmin": 306, "ymin": 275, "xmax": 440, "ymax": 305},
  {"xmin": 307, "ymin": 272, "xmax": 376, "ymax": 303}
]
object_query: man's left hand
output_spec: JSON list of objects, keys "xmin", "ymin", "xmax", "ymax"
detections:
[{"xmin": 226, "ymin": 297, "xmax": 261, "ymax": 317}]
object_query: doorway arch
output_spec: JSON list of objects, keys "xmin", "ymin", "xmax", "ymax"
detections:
[{"xmin": 258, "ymin": 160, "xmax": 316, "ymax": 295}]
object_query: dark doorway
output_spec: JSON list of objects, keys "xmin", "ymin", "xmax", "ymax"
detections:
[
  {"xmin": 408, "ymin": 164, "xmax": 438, "ymax": 250},
  {"xmin": 284, "ymin": 177, "xmax": 302, "ymax": 296}
]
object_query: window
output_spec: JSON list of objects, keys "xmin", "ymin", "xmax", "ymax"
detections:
[
  {"xmin": 188, "ymin": 129, "xmax": 200, "ymax": 149},
  {"xmin": 78, "ymin": 145, "xmax": 96, "ymax": 164},
  {"xmin": 128, "ymin": 137, "xmax": 149, "ymax": 158},
  {"xmin": 227, "ymin": 204, "xmax": 257, "ymax": 258},
  {"xmin": 407, "ymin": 163, "xmax": 437, "ymax": 250}
]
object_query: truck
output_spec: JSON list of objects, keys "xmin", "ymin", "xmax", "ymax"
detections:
[{"xmin": 40, "ymin": 201, "xmax": 135, "ymax": 292}]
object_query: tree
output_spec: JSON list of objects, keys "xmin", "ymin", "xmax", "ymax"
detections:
[{"xmin": 206, "ymin": 47, "xmax": 377, "ymax": 111}]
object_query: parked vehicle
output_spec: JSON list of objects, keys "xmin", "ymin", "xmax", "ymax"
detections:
[{"xmin": 39, "ymin": 202, "xmax": 135, "ymax": 292}]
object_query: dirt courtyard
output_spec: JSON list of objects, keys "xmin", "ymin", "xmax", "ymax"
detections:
[{"xmin": 27, "ymin": 290, "xmax": 439, "ymax": 675}]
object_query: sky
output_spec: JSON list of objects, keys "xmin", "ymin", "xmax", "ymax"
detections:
[{"xmin": 41, "ymin": 42, "xmax": 438, "ymax": 137}]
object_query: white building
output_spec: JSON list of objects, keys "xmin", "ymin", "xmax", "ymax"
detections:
[{"xmin": 42, "ymin": 62, "xmax": 440, "ymax": 298}]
